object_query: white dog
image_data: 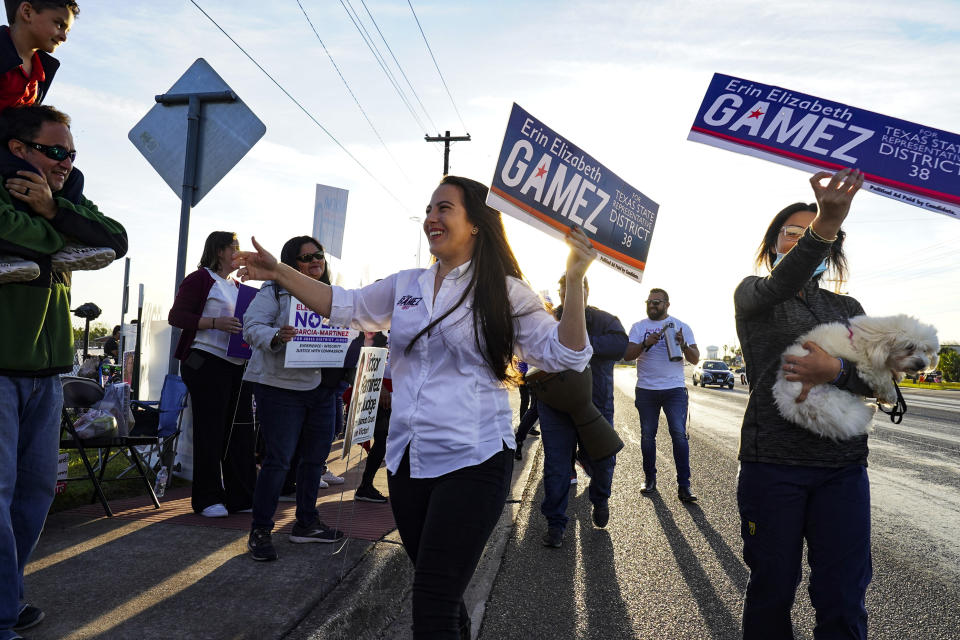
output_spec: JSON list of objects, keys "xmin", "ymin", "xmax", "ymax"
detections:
[{"xmin": 773, "ymin": 314, "xmax": 939, "ymax": 440}]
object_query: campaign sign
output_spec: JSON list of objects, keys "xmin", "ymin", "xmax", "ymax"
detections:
[
  {"xmin": 488, "ymin": 103, "xmax": 659, "ymax": 281},
  {"xmin": 688, "ymin": 73, "xmax": 960, "ymax": 220},
  {"xmin": 226, "ymin": 283, "xmax": 258, "ymax": 359},
  {"xmin": 284, "ymin": 298, "xmax": 355, "ymax": 368},
  {"xmin": 342, "ymin": 346, "xmax": 388, "ymax": 455}
]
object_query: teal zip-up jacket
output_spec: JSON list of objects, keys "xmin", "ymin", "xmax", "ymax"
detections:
[{"xmin": 0, "ymin": 180, "xmax": 127, "ymax": 377}]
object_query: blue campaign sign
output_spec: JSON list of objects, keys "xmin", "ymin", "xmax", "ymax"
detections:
[
  {"xmin": 688, "ymin": 73, "xmax": 960, "ymax": 220},
  {"xmin": 487, "ymin": 103, "xmax": 659, "ymax": 281}
]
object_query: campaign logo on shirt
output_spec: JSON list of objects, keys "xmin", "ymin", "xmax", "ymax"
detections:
[{"xmin": 397, "ymin": 295, "xmax": 423, "ymax": 310}]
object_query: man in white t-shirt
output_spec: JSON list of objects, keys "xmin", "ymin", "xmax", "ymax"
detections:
[{"xmin": 624, "ymin": 288, "xmax": 701, "ymax": 502}]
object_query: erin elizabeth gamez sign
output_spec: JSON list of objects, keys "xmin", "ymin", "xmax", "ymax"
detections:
[
  {"xmin": 487, "ymin": 103, "xmax": 660, "ymax": 282},
  {"xmin": 688, "ymin": 73, "xmax": 960, "ymax": 220}
]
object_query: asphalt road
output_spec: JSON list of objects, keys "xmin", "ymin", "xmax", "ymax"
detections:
[{"xmin": 478, "ymin": 369, "xmax": 960, "ymax": 639}]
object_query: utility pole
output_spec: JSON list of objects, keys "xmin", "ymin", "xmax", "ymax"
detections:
[{"xmin": 425, "ymin": 130, "xmax": 471, "ymax": 175}]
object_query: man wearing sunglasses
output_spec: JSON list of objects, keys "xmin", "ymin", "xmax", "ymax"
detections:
[
  {"xmin": 0, "ymin": 104, "xmax": 126, "ymax": 639},
  {"xmin": 623, "ymin": 288, "xmax": 701, "ymax": 503},
  {"xmin": 0, "ymin": 104, "xmax": 114, "ymax": 284}
]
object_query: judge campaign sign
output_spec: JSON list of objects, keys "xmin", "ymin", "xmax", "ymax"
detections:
[
  {"xmin": 688, "ymin": 73, "xmax": 960, "ymax": 220},
  {"xmin": 341, "ymin": 346, "xmax": 388, "ymax": 455},
  {"xmin": 487, "ymin": 103, "xmax": 659, "ymax": 281},
  {"xmin": 284, "ymin": 298, "xmax": 355, "ymax": 368}
]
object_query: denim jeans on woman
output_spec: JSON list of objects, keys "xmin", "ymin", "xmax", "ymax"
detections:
[
  {"xmin": 388, "ymin": 446, "xmax": 513, "ymax": 639},
  {"xmin": 0, "ymin": 376, "xmax": 62, "ymax": 638},
  {"xmin": 634, "ymin": 386, "xmax": 691, "ymax": 486},
  {"xmin": 251, "ymin": 382, "xmax": 337, "ymax": 530}
]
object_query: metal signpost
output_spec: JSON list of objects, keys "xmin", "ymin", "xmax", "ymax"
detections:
[{"xmin": 129, "ymin": 58, "xmax": 266, "ymax": 374}]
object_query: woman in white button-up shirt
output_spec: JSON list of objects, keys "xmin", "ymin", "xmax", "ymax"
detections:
[{"xmin": 237, "ymin": 176, "xmax": 595, "ymax": 639}]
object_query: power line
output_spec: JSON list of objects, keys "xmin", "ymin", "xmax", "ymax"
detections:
[
  {"xmin": 358, "ymin": 0, "xmax": 438, "ymax": 133},
  {"xmin": 407, "ymin": 0, "xmax": 468, "ymax": 133},
  {"xmin": 339, "ymin": 0, "xmax": 428, "ymax": 134},
  {"xmin": 188, "ymin": 0, "xmax": 407, "ymax": 209},
  {"xmin": 295, "ymin": 0, "xmax": 412, "ymax": 182}
]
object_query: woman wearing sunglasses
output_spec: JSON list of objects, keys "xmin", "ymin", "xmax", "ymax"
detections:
[
  {"xmin": 241, "ymin": 236, "xmax": 351, "ymax": 560},
  {"xmin": 168, "ymin": 231, "xmax": 255, "ymax": 517},
  {"xmin": 235, "ymin": 176, "xmax": 595, "ymax": 638},
  {"xmin": 734, "ymin": 169, "xmax": 878, "ymax": 638}
]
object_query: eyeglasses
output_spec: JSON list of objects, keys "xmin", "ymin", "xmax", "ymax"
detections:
[
  {"xmin": 780, "ymin": 225, "xmax": 806, "ymax": 240},
  {"xmin": 16, "ymin": 139, "xmax": 76, "ymax": 162},
  {"xmin": 645, "ymin": 299, "xmax": 666, "ymax": 305},
  {"xmin": 296, "ymin": 251, "xmax": 325, "ymax": 263}
]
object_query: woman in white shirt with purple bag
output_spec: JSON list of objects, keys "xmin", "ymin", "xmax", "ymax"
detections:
[{"xmin": 236, "ymin": 176, "xmax": 595, "ymax": 639}]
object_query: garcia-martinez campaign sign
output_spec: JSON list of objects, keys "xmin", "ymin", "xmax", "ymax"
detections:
[
  {"xmin": 688, "ymin": 73, "xmax": 960, "ymax": 220},
  {"xmin": 487, "ymin": 103, "xmax": 659, "ymax": 281}
]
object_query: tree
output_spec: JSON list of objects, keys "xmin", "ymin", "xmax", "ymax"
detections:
[
  {"xmin": 73, "ymin": 322, "xmax": 110, "ymax": 347},
  {"xmin": 938, "ymin": 347, "xmax": 960, "ymax": 383}
]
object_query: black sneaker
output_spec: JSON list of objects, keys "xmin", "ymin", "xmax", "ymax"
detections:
[
  {"xmin": 248, "ymin": 528, "xmax": 278, "ymax": 561},
  {"xmin": 541, "ymin": 526, "xmax": 563, "ymax": 548},
  {"xmin": 290, "ymin": 520, "xmax": 344, "ymax": 543},
  {"xmin": 354, "ymin": 485, "xmax": 388, "ymax": 503},
  {"xmin": 592, "ymin": 503, "xmax": 609, "ymax": 528},
  {"xmin": 15, "ymin": 603, "xmax": 45, "ymax": 630}
]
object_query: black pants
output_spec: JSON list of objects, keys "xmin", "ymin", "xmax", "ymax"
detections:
[
  {"xmin": 388, "ymin": 446, "xmax": 513, "ymax": 639},
  {"xmin": 360, "ymin": 407, "xmax": 390, "ymax": 488},
  {"xmin": 180, "ymin": 348, "xmax": 256, "ymax": 513},
  {"xmin": 518, "ymin": 385, "xmax": 531, "ymax": 417}
]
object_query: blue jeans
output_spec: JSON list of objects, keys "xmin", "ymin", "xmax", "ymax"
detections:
[
  {"xmin": 538, "ymin": 401, "xmax": 616, "ymax": 532},
  {"xmin": 251, "ymin": 383, "xmax": 337, "ymax": 531},
  {"xmin": 0, "ymin": 376, "xmax": 62, "ymax": 636},
  {"xmin": 634, "ymin": 387, "xmax": 691, "ymax": 486},
  {"xmin": 738, "ymin": 462, "xmax": 871, "ymax": 640}
]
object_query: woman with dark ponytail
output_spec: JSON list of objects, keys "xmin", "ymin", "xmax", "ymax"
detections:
[{"xmin": 235, "ymin": 176, "xmax": 596, "ymax": 639}]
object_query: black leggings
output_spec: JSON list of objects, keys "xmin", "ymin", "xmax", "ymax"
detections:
[
  {"xmin": 360, "ymin": 407, "xmax": 390, "ymax": 488},
  {"xmin": 388, "ymin": 446, "xmax": 513, "ymax": 639}
]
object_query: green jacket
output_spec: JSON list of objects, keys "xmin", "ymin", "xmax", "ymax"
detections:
[{"xmin": 0, "ymin": 185, "xmax": 127, "ymax": 377}]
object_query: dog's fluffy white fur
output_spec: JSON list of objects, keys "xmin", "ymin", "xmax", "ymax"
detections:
[{"xmin": 772, "ymin": 314, "xmax": 939, "ymax": 440}]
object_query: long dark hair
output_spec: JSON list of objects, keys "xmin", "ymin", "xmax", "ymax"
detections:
[
  {"xmin": 197, "ymin": 231, "xmax": 236, "ymax": 271},
  {"xmin": 405, "ymin": 176, "xmax": 524, "ymax": 382},
  {"xmin": 754, "ymin": 202, "xmax": 848, "ymax": 290},
  {"xmin": 280, "ymin": 235, "xmax": 330, "ymax": 285}
]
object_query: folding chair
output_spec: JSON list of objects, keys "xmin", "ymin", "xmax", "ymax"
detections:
[
  {"xmin": 59, "ymin": 375, "xmax": 161, "ymax": 517},
  {"xmin": 130, "ymin": 374, "xmax": 189, "ymax": 489}
]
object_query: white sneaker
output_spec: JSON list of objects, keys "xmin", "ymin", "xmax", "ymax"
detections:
[
  {"xmin": 200, "ymin": 503, "xmax": 229, "ymax": 518},
  {"xmin": 318, "ymin": 478, "xmax": 330, "ymax": 489},
  {"xmin": 0, "ymin": 256, "xmax": 40, "ymax": 283},
  {"xmin": 51, "ymin": 245, "xmax": 115, "ymax": 272},
  {"xmin": 321, "ymin": 471, "xmax": 345, "ymax": 485}
]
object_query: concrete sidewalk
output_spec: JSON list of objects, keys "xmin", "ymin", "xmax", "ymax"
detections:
[{"xmin": 23, "ymin": 433, "xmax": 543, "ymax": 639}]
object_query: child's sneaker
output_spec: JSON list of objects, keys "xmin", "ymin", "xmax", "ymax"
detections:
[
  {"xmin": 0, "ymin": 256, "xmax": 40, "ymax": 283},
  {"xmin": 51, "ymin": 245, "xmax": 115, "ymax": 272},
  {"xmin": 289, "ymin": 520, "xmax": 344, "ymax": 544}
]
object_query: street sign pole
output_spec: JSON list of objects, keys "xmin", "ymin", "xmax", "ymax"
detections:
[{"xmin": 154, "ymin": 90, "xmax": 237, "ymax": 375}]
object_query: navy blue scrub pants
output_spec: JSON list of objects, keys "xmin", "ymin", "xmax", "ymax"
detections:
[{"xmin": 738, "ymin": 461, "xmax": 872, "ymax": 640}]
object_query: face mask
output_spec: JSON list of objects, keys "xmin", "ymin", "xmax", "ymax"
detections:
[{"xmin": 773, "ymin": 252, "xmax": 828, "ymax": 276}]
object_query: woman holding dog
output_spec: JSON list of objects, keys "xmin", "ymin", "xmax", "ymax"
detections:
[
  {"xmin": 234, "ymin": 176, "xmax": 595, "ymax": 639},
  {"xmin": 734, "ymin": 168, "xmax": 880, "ymax": 639}
]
